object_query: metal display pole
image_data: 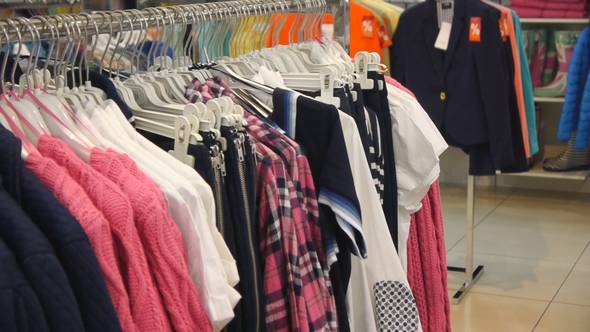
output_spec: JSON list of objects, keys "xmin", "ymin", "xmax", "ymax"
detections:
[{"xmin": 447, "ymin": 175, "xmax": 485, "ymax": 304}]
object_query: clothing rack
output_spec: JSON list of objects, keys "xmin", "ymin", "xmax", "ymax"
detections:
[{"xmin": 0, "ymin": 0, "xmax": 327, "ymax": 41}]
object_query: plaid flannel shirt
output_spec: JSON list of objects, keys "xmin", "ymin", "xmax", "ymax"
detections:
[
  {"xmin": 255, "ymin": 141, "xmax": 300, "ymax": 331},
  {"xmin": 250, "ymin": 122, "xmax": 337, "ymax": 332},
  {"xmin": 245, "ymin": 113, "xmax": 338, "ymax": 328}
]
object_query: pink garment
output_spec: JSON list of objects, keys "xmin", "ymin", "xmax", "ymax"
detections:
[
  {"xmin": 510, "ymin": 5, "xmax": 588, "ymax": 18},
  {"xmin": 406, "ymin": 181, "xmax": 450, "ymax": 332},
  {"xmin": 90, "ymin": 149, "xmax": 212, "ymax": 332},
  {"xmin": 36, "ymin": 135, "xmax": 172, "ymax": 332},
  {"xmin": 407, "ymin": 217, "xmax": 427, "ymax": 332},
  {"xmin": 25, "ymin": 152, "xmax": 137, "ymax": 332},
  {"xmin": 385, "ymin": 75, "xmax": 416, "ymax": 98},
  {"xmin": 429, "ymin": 182, "xmax": 451, "ymax": 332},
  {"xmin": 511, "ymin": 0, "xmax": 587, "ymax": 11}
]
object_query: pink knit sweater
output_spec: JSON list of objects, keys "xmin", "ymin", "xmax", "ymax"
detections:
[
  {"xmin": 90, "ymin": 149, "xmax": 212, "ymax": 332},
  {"xmin": 25, "ymin": 152, "xmax": 137, "ymax": 332},
  {"xmin": 36, "ymin": 136, "xmax": 172, "ymax": 332},
  {"xmin": 407, "ymin": 181, "xmax": 451, "ymax": 332}
]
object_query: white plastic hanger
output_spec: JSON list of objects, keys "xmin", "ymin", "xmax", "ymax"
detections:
[
  {"xmin": 314, "ymin": 67, "xmax": 340, "ymax": 107},
  {"xmin": 354, "ymin": 52, "xmax": 374, "ymax": 89}
]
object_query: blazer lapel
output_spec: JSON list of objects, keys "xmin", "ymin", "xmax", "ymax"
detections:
[
  {"xmin": 421, "ymin": 1, "xmax": 444, "ymax": 78},
  {"xmin": 443, "ymin": 0, "xmax": 467, "ymax": 74}
]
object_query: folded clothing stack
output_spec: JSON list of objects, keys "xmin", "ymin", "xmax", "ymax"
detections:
[{"xmin": 510, "ymin": 0, "xmax": 588, "ymax": 18}]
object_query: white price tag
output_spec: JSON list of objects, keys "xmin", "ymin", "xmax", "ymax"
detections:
[{"xmin": 434, "ymin": 22, "xmax": 452, "ymax": 51}]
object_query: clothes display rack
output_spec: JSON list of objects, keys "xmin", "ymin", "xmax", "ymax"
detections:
[
  {"xmin": 0, "ymin": 1, "xmax": 453, "ymax": 330},
  {"xmin": 0, "ymin": 0, "xmax": 325, "ymax": 41}
]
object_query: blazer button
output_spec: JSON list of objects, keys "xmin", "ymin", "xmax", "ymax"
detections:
[{"xmin": 440, "ymin": 91, "xmax": 447, "ymax": 101}]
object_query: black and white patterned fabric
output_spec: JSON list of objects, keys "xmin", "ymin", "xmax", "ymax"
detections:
[
  {"xmin": 373, "ymin": 280, "xmax": 419, "ymax": 332},
  {"xmin": 365, "ymin": 108, "xmax": 385, "ymax": 204},
  {"xmin": 435, "ymin": 0, "xmax": 454, "ymax": 28}
]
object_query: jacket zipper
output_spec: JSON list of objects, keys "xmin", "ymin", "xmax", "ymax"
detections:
[
  {"xmin": 235, "ymin": 131, "xmax": 260, "ymax": 331},
  {"xmin": 211, "ymin": 146, "xmax": 225, "ymax": 235}
]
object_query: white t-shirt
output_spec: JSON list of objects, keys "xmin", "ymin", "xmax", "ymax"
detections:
[
  {"xmin": 386, "ymin": 83, "xmax": 448, "ymax": 272},
  {"xmin": 339, "ymin": 111, "xmax": 422, "ymax": 332}
]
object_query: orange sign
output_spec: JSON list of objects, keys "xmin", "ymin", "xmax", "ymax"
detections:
[{"xmin": 469, "ymin": 17, "xmax": 481, "ymax": 42}]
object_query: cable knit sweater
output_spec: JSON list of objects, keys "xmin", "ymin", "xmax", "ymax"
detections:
[
  {"xmin": 36, "ymin": 135, "xmax": 172, "ymax": 332},
  {"xmin": 25, "ymin": 152, "xmax": 136, "ymax": 332},
  {"xmin": 406, "ymin": 181, "xmax": 451, "ymax": 332},
  {"xmin": 90, "ymin": 148, "xmax": 212, "ymax": 332}
]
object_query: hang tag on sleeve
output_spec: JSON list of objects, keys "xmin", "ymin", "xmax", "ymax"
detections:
[{"xmin": 434, "ymin": 22, "xmax": 452, "ymax": 51}]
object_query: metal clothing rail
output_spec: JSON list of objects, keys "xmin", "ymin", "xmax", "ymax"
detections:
[{"xmin": 0, "ymin": 0, "xmax": 328, "ymax": 41}]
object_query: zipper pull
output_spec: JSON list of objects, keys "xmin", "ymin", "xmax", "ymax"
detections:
[
  {"xmin": 235, "ymin": 138, "xmax": 245, "ymax": 162},
  {"xmin": 211, "ymin": 153, "xmax": 220, "ymax": 169},
  {"xmin": 220, "ymin": 153, "xmax": 227, "ymax": 176}
]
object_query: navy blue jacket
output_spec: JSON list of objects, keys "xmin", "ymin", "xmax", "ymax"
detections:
[
  {"xmin": 391, "ymin": 0, "xmax": 516, "ymax": 174},
  {"xmin": 0, "ymin": 231, "xmax": 49, "ymax": 332},
  {"xmin": 0, "ymin": 126, "xmax": 121, "ymax": 332}
]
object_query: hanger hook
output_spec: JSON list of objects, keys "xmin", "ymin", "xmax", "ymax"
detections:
[
  {"xmin": 97, "ymin": 12, "xmax": 113, "ymax": 74},
  {"xmin": 60, "ymin": 15, "xmax": 76, "ymax": 90},
  {"xmin": 80, "ymin": 12, "xmax": 99, "ymax": 82},
  {"xmin": 66, "ymin": 14, "xmax": 83, "ymax": 89},
  {"xmin": 15, "ymin": 17, "xmax": 37, "ymax": 90},
  {"xmin": 5, "ymin": 18, "xmax": 23, "ymax": 90},
  {"xmin": 126, "ymin": 9, "xmax": 142, "ymax": 75},
  {"xmin": 0, "ymin": 22, "xmax": 11, "ymax": 93},
  {"xmin": 109, "ymin": 10, "xmax": 131, "ymax": 77},
  {"xmin": 133, "ymin": 9, "xmax": 149, "ymax": 74},
  {"xmin": 33, "ymin": 15, "xmax": 57, "ymax": 89}
]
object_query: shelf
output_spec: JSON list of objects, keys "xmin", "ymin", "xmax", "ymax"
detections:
[
  {"xmin": 497, "ymin": 163, "xmax": 590, "ymax": 181},
  {"xmin": 534, "ymin": 96, "xmax": 565, "ymax": 103},
  {"xmin": 520, "ymin": 18, "xmax": 590, "ymax": 25}
]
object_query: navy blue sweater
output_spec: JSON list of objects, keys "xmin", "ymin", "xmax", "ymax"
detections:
[
  {"xmin": 0, "ymin": 126, "xmax": 121, "ymax": 332},
  {"xmin": 0, "ymin": 234, "xmax": 49, "ymax": 332},
  {"xmin": 0, "ymin": 187, "xmax": 84, "ymax": 332}
]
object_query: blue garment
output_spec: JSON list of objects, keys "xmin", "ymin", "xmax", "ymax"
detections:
[
  {"xmin": 87, "ymin": 70, "xmax": 135, "ymax": 123},
  {"xmin": 558, "ymin": 27, "xmax": 590, "ymax": 150},
  {"xmin": 140, "ymin": 41, "xmax": 174, "ymax": 66},
  {"xmin": 0, "ymin": 126, "xmax": 122, "ymax": 332},
  {"xmin": 576, "ymin": 70, "xmax": 590, "ymax": 148},
  {"xmin": 512, "ymin": 10, "xmax": 539, "ymax": 156},
  {"xmin": 0, "ymin": 228, "xmax": 49, "ymax": 332},
  {"xmin": 0, "ymin": 187, "xmax": 84, "ymax": 332}
]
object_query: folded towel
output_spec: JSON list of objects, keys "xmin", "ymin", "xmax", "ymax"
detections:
[
  {"xmin": 511, "ymin": 5, "xmax": 589, "ymax": 18},
  {"xmin": 511, "ymin": 0, "xmax": 587, "ymax": 11}
]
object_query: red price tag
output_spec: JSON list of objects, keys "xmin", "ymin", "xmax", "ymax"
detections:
[{"xmin": 469, "ymin": 17, "xmax": 481, "ymax": 42}]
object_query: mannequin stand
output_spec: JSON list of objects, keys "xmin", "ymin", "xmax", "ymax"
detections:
[{"xmin": 447, "ymin": 175, "xmax": 484, "ymax": 304}]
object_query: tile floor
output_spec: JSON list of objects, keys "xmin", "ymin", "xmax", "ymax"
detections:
[{"xmin": 440, "ymin": 185, "xmax": 590, "ymax": 332}]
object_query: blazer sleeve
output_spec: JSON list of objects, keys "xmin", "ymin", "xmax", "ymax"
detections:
[{"xmin": 473, "ymin": 8, "xmax": 515, "ymax": 170}]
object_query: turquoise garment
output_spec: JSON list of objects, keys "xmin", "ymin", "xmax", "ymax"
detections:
[{"xmin": 512, "ymin": 10, "xmax": 539, "ymax": 156}]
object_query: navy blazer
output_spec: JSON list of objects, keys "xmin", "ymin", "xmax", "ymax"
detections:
[{"xmin": 391, "ymin": 0, "xmax": 516, "ymax": 174}]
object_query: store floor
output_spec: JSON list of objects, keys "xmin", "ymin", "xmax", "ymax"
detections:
[{"xmin": 441, "ymin": 185, "xmax": 590, "ymax": 332}]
